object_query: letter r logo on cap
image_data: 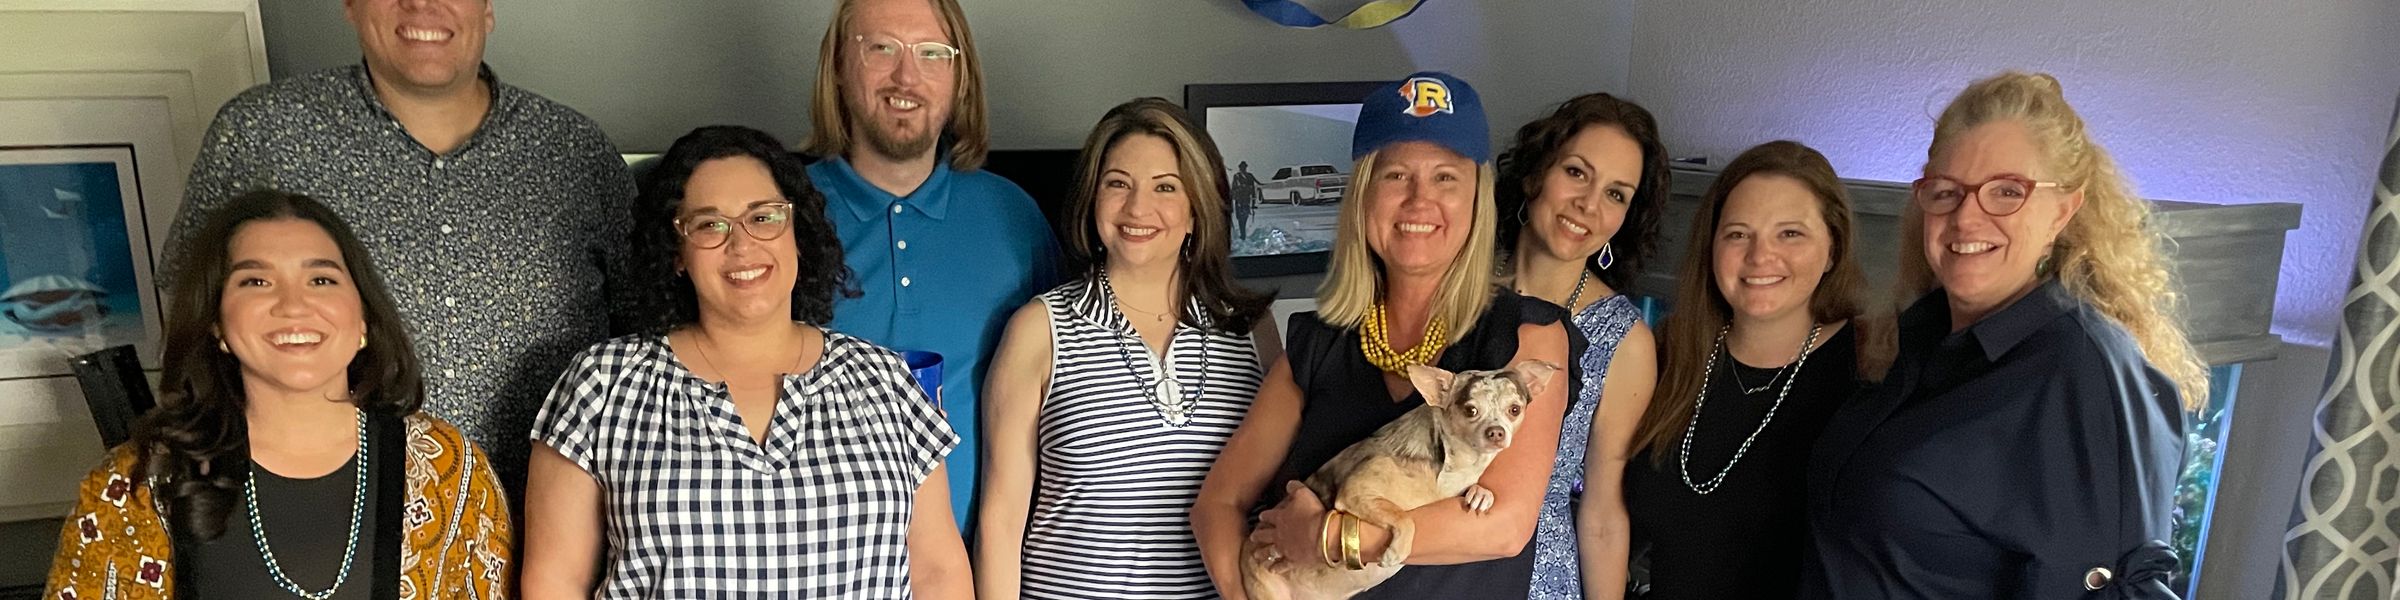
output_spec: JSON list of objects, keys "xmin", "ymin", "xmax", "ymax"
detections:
[{"xmin": 1400, "ymin": 77, "xmax": 1454, "ymax": 118}]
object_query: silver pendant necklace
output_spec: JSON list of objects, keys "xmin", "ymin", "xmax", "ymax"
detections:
[
  {"xmin": 1678, "ymin": 323, "xmax": 1820, "ymax": 495},
  {"xmin": 1563, "ymin": 269, "xmax": 1589, "ymax": 311},
  {"xmin": 246, "ymin": 408, "xmax": 367, "ymax": 599},
  {"xmin": 1726, "ymin": 351, "xmax": 1793, "ymax": 395},
  {"xmin": 1101, "ymin": 274, "xmax": 1206, "ymax": 427}
]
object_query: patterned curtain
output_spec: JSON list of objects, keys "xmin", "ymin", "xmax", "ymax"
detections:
[{"xmin": 2279, "ymin": 94, "xmax": 2400, "ymax": 599}]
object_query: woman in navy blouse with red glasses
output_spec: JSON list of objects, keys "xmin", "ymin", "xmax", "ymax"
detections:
[{"xmin": 1803, "ymin": 71, "xmax": 2207, "ymax": 599}]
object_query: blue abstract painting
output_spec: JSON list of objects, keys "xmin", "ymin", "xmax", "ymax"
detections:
[{"xmin": 0, "ymin": 148, "xmax": 148, "ymax": 362}]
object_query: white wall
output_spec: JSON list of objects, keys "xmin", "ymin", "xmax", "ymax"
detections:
[
  {"xmin": 257, "ymin": 0, "xmax": 1634, "ymax": 153},
  {"xmin": 1624, "ymin": 1, "xmax": 2400, "ymax": 597}
]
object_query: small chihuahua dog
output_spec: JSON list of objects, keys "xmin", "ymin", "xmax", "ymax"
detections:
[{"xmin": 1243, "ymin": 360, "xmax": 1560, "ymax": 600}]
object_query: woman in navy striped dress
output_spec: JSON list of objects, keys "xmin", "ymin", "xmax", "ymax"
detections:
[{"xmin": 977, "ymin": 98, "xmax": 1281, "ymax": 599}]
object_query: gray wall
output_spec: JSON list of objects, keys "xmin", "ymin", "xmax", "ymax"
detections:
[
  {"xmin": 1622, "ymin": 1, "xmax": 2400, "ymax": 597},
  {"xmin": 258, "ymin": 0, "xmax": 1635, "ymax": 153}
]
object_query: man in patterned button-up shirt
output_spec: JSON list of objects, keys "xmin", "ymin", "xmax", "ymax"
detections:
[{"xmin": 162, "ymin": 0, "xmax": 634, "ymax": 496}]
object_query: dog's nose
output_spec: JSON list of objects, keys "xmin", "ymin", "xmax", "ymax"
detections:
[{"xmin": 1483, "ymin": 426, "xmax": 1506, "ymax": 444}]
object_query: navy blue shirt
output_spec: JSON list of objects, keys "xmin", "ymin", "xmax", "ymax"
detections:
[
  {"xmin": 1804, "ymin": 279, "xmax": 2186, "ymax": 599},
  {"xmin": 807, "ymin": 156, "xmax": 1059, "ymax": 529}
]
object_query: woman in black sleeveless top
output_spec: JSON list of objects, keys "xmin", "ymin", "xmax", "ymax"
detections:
[
  {"xmin": 1193, "ymin": 72, "xmax": 1577, "ymax": 600},
  {"xmin": 1621, "ymin": 142, "xmax": 1884, "ymax": 599}
]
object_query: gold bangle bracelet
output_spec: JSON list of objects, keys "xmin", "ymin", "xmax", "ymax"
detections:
[
  {"xmin": 1340, "ymin": 513, "xmax": 1364, "ymax": 570},
  {"xmin": 1320, "ymin": 510, "xmax": 1342, "ymax": 567}
]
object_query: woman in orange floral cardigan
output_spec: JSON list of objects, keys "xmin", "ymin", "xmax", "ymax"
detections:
[{"xmin": 46, "ymin": 190, "xmax": 511, "ymax": 600}]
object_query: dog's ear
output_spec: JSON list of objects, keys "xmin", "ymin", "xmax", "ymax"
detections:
[
  {"xmin": 1407, "ymin": 364, "xmax": 1457, "ymax": 406},
  {"xmin": 1506, "ymin": 360, "xmax": 1562, "ymax": 399}
]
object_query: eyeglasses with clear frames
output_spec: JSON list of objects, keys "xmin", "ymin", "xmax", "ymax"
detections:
[
  {"xmin": 851, "ymin": 35, "xmax": 963, "ymax": 77},
  {"xmin": 674, "ymin": 201, "xmax": 794, "ymax": 249},
  {"xmin": 1911, "ymin": 174, "xmax": 2066, "ymax": 217}
]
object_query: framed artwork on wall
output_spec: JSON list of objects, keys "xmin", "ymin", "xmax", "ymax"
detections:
[
  {"xmin": 0, "ymin": 145, "xmax": 161, "ymax": 380},
  {"xmin": 0, "ymin": 0, "xmax": 269, "ymax": 524},
  {"xmin": 1186, "ymin": 80, "xmax": 1383, "ymax": 278}
]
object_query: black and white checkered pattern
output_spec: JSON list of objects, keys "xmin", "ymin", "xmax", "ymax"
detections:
[{"xmin": 534, "ymin": 331, "xmax": 957, "ymax": 598}]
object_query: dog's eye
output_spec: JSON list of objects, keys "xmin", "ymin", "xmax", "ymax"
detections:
[
  {"xmin": 1463, "ymin": 406, "xmax": 1479, "ymax": 418},
  {"xmin": 1509, "ymin": 404, "xmax": 1522, "ymax": 417}
]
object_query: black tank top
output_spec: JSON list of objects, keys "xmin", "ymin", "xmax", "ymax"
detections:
[{"xmin": 1263, "ymin": 287, "xmax": 1578, "ymax": 599}]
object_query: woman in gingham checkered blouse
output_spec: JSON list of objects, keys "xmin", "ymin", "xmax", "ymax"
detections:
[{"xmin": 518, "ymin": 126, "xmax": 973, "ymax": 599}]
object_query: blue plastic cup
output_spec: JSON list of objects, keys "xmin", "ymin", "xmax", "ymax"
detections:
[{"xmin": 901, "ymin": 350, "xmax": 943, "ymax": 407}]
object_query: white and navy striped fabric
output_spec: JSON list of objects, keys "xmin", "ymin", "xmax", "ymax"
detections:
[
  {"xmin": 532, "ymin": 330, "xmax": 957, "ymax": 599},
  {"xmin": 1020, "ymin": 277, "xmax": 1267, "ymax": 599}
]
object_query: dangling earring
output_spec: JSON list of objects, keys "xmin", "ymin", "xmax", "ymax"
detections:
[
  {"xmin": 359, "ymin": 334, "xmax": 369, "ymax": 350},
  {"xmin": 1596, "ymin": 243, "xmax": 1616, "ymax": 270},
  {"xmin": 2036, "ymin": 253, "xmax": 2054, "ymax": 278},
  {"xmin": 1181, "ymin": 234, "xmax": 1194, "ymax": 260},
  {"xmin": 1514, "ymin": 202, "xmax": 1530, "ymax": 225},
  {"xmin": 217, "ymin": 338, "xmax": 229, "ymax": 353}
]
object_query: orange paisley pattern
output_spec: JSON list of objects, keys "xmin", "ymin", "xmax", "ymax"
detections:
[{"xmin": 42, "ymin": 413, "xmax": 514, "ymax": 600}]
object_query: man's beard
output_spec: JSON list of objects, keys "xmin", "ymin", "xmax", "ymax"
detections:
[{"xmin": 861, "ymin": 115, "xmax": 940, "ymax": 160}]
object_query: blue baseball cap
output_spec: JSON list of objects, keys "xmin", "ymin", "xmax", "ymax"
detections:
[{"xmin": 1351, "ymin": 71, "xmax": 1491, "ymax": 163}]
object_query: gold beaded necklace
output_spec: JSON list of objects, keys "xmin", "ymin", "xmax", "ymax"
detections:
[{"xmin": 1361, "ymin": 303, "xmax": 1447, "ymax": 374}]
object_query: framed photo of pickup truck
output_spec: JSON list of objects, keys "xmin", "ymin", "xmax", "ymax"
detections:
[{"xmin": 1186, "ymin": 80, "xmax": 1385, "ymax": 278}]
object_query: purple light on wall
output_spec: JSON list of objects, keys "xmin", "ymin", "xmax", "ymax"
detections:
[{"xmin": 1624, "ymin": 0, "xmax": 2400, "ymax": 348}]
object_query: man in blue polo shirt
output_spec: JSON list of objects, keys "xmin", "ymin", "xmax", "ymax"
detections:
[{"xmin": 803, "ymin": 0, "xmax": 1057, "ymax": 531}]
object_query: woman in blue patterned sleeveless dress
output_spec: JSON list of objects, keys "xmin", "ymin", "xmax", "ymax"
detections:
[
  {"xmin": 977, "ymin": 98, "xmax": 1279, "ymax": 600},
  {"xmin": 1495, "ymin": 93, "xmax": 1674, "ymax": 600}
]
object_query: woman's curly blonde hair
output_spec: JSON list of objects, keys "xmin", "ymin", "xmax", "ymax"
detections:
[{"xmin": 1898, "ymin": 71, "xmax": 2210, "ymax": 410}]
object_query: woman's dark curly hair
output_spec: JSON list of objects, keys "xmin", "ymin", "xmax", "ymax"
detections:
[
  {"xmin": 134, "ymin": 189, "xmax": 423, "ymax": 542},
  {"xmin": 1495, "ymin": 92, "xmax": 1669, "ymax": 293},
  {"xmin": 624, "ymin": 125, "xmax": 853, "ymax": 332}
]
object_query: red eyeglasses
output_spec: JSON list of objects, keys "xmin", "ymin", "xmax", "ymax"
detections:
[{"xmin": 1911, "ymin": 174, "xmax": 2065, "ymax": 216}]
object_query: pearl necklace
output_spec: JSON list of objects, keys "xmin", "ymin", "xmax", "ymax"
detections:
[{"xmin": 1679, "ymin": 324, "xmax": 1820, "ymax": 495}]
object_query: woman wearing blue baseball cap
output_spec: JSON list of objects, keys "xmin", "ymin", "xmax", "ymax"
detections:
[{"xmin": 1195, "ymin": 72, "xmax": 1580, "ymax": 599}]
